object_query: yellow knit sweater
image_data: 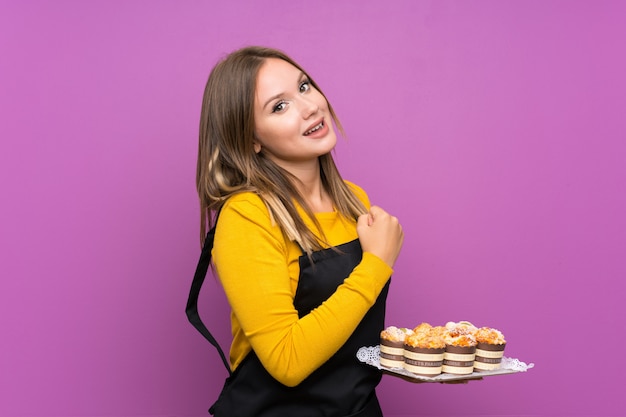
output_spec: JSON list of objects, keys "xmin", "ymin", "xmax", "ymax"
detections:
[{"xmin": 212, "ymin": 182, "xmax": 393, "ymax": 387}]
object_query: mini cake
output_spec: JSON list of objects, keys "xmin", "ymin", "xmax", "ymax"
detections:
[
  {"xmin": 379, "ymin": 326, "xmax": 413, "ymax": 369},
  {"xmin": 403, "ymin": 323, "xmax": 446, "ymax": 377},
  {"xmin": 442, "ymin": 321, "xmax": 477, "ymax": 375},
  {"xmin": 474, "ymin": 327, "xmax": 507, "ymax": 371},
  {"xmin": 445, "ymin": 320, "xmax": 478, "ymax": 334}
]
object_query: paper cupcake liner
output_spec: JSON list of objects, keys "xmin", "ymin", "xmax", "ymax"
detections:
[
  {"xmin": 442, "ymin": 345, "xmax": 476, "ymax": 374},
  {"xmin": 443, "ymin": 352, "xmax": 476, "ymax": 361},
  {"xmin": 404, "ymin": 358, "xmax": 443, "ymax": 376},
  {"xmin": 474, "ymin": 361, "xmax": 502, "ymax": 371},
  {"xmin": 380, "ymin": 356, "xmax": 405, "ymax": 369},
  {"xmin": 380, "ymin": 344, "xmax": 405, "ymax": 356},
  {"xmin": 443, "ymin": 359, "xmax": 474, "ymax": 367},
  {"xmin": 474, "ymin": 342, "xmax": 505, "ymax": 371},
  {"xmin": 441, "ymin": 364, "xmax": 474, "ymax": 375},
  {"xmin": 476, "ymin": 342, "xmax": 506, "ymax": 352},
  {"xmin": 474, "ymin": 356, "xmax": 502, "ymax": 364},
  {"xmin": 380, "ymin": 339, "xmax": 405, "ymax": 349},
  {"xmin": 404, "ymin": 351, "xmax": 445, "ymax": 361},
  {"xmin": 379, "ymin": 340, "xmax": 406, "ymax": 368},
  {"xmin": 404, "ymin": 363, "xmax": 443, "ymax": 376},
  {"xmin": 379, "ymin": 339, "xmax": 405, "ymax": 368},
  {"xmin": 402, "ymin": 346, "xmax": 444, "ymax": 376},
  {"xmin": 405, "ymin": 358, "xmax": 443, "ymax": 367},
  {"xmin": 380, "ymin": 351, "xmax": 404, "ymax": 360},
  {"xmin": 475, "ymin": 349, "xmax": 504, "ymax": 359}
]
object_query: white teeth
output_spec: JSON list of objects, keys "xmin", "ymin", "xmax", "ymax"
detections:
[{"xmin": 305, "ymin": 122, "xmax": 323, "ymax": 135}]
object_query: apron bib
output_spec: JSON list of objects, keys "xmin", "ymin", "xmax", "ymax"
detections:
[{"xmin": 187, "ymin": 228, "xmax": 389, "ymax": 417}]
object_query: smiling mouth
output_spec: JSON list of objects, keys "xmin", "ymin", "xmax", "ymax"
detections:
[{"xmin": 304, "ymin": 121, "xmax": 324, "ymax": 136}]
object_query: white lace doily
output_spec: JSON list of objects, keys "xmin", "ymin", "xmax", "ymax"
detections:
[
  {"xmin": 500, "ymin": 356, "xmax": 535, "ymax": 371},
  {"xmin": 356, "ymin": 345, "xmax": 382, "ymax": 368}
]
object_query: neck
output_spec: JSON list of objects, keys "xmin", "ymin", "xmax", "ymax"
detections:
[
  {"xmin": 283, "ymin": 159, "xmax": 333, "ymax": 213},
  {"xmin": 301, "ymin": 181, "xmax": 331, "ymax": 213}
]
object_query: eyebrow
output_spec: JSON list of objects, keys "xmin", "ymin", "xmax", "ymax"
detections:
[{"xmin": 262, "ymin": 71, "xmax": 307, "ymax": 110}]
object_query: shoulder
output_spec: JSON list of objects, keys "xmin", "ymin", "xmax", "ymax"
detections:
[
  {"xmin": 344, "ymin": 180, "xmax": 371, "ymax": 209},
  {"xmin": 220, "ymin": 192, "xmax": 270, "ymax": 222},
  {"xmin": 223, "ymin": 191, "xmax": 266, "ymax": 209},
  {"xmin": 215, "ymin": 191, "xmax": 286, "ymax": 246}
]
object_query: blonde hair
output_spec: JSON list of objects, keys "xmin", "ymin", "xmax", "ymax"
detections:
[{"xmin": 196, "ymin": 46, "xmax": 366, "ymax": 253}]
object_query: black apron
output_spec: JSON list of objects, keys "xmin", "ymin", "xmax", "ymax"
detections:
[{"xmin": 186, "ymin": 224, "xmax": 390, "ymax": 417}]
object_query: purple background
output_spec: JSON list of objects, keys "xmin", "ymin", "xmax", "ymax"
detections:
[{"xmin": 1, "ymin": 1, "xmax": 625, "ymax": 416}]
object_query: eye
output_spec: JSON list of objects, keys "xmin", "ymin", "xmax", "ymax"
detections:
[
  {"xmin": 272, "ymin": 100, "xmax": 287, "ymax": 113},
  {"xmin": 299, "ymin": 79, "xmax": 311, "ymax": 93}
]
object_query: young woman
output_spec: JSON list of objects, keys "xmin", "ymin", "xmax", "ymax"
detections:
[{"xmin": 189, "ymin": 46, "xmax": 404, "ymax": 417}]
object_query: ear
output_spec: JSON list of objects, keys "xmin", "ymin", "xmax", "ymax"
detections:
[{"xmin": 253, "ymin": 139, "xmax": 262, "ymax": 154}]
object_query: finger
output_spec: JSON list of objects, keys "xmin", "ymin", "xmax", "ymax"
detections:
[
  {"xmin": 357, "ymin": 213, "xmax": 370, "ymax": 228},
  {"xmin": 369, "ymin": 205, "xmax": 383, "ymax": 218}
]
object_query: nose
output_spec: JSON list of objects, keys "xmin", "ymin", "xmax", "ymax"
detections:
[{"xmin": 299, "ymin": 96, "xmax": 319, "ymax": 119}]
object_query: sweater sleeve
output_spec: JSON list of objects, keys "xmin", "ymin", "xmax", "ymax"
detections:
[{"xmin": 212, "ymin": 192, "xmax": 392, "ymax": 387}]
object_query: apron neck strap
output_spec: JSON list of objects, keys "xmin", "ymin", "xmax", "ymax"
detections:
[{"xmin": 185, "ymin": 223, "xmax": 232, "ymax": 375}]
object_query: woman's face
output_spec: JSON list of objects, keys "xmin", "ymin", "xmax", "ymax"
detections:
[{"xmin": 253, "ymin": 58, "xmax": 337, "ymax": 173}]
